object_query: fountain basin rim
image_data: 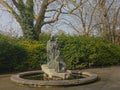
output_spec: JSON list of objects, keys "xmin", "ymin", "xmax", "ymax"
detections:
[{"xmin": 10, "ymin": 70, "xmax": 98, "ymax": 87}]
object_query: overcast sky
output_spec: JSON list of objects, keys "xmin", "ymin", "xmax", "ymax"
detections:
[
  {"xmin": 0, "ymin": 0, "xmax": 119, "ymax": 37},
  {"xmin": 0, "ymin": 2, "xmax": 75, "ymax": 37}
]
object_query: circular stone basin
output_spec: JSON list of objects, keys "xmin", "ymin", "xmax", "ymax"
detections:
[{"xmin": 10, "ymin": 70, "xmax": 98, "ymax": 87}]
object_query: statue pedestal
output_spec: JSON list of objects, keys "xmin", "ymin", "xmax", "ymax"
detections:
[{"xmin": 41, "ymin": 64, "xmax": 71, "ymax": 80}]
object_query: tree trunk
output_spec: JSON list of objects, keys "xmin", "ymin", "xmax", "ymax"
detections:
[
  {"xmin": 0, "ymin": 0, "xmax": 44, "ymax": 40},
  {"xmin": 0, "ymin": 0, "xmax": 61, "ymax": 40},
  {"xmin": 19, "ymin": 0, "xmax": 37, "ymax": 40},
  {"xmin": 34, "ymin": 0, "xmax": 48, "ymax": 40}
]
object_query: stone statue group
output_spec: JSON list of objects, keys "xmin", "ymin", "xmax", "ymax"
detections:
[{"xmin": 46, "ymin": 36, "xmax": 66, "ymax": 73}]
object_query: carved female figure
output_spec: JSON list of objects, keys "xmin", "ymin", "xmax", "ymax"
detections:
[{"xmin": 46, "ymin": 36, "xmax": 66, "ymax": 73}]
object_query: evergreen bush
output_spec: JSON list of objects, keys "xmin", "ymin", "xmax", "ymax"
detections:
[
  {"xmin": 0, "ymin": 34, "xmax": 120, "ymax": 72},
  {"xmin": 16, "ymin": 40, "xmax": 46, "ymax": 70},
  {"xmin": 58, "ymin": 35, "xmax": 120, "ymax": 69},
  {"xmin": 0, "ymin": 35, "xmax": 26, "ymax": 72}
]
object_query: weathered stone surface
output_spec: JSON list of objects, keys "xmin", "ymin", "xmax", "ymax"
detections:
[
  {"xmin": 10, "ymin": 70, "xmax": 98, "ymax": 87},
  {"xmin": 41, "ymin": 64, "xmax": 71, "ymax": 79},
  {"xmin": 46, "ymin": 36, "xmax": 66, "ymax": 73}
]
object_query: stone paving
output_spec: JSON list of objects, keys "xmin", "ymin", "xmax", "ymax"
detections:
[{"xmin": 0, "ymin": 66, "xmax": 120, "ymax": 90}]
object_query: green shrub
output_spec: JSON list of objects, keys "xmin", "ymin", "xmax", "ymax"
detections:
[
  {"xmin": 0, "ymin": 34, "xmax": 120, "ymax": 72},
  {"xmin": 16, "ymin": 40, "xmax": 46, "ymax": 71},
  {"xmin": 0, "ymin": 35, "xmax": 26, "ymax": 72},
  {"xmin": 0, "ymin": 35, "xmax": 47, "ymax": 72},
  {"xmin": 92, "ymin": 42, "xmax": 120, "ymax": 66},
  {"xmin": 58, "ymin": 35, "xmax": 120, "ymax": 69},
  {"xmin": 39, "ymin": 33, "xmax": 50, "ymax": 44}
]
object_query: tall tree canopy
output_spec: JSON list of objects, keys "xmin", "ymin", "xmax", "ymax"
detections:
[
  {"xmin": 0, "ymin": 0, "xmax": 119, "ymax": 44},
  {"xmin": 0, "ymin": 0, "xmax": 85, "ymax": 40},
  {"xmin": 0, "ymin": 0, "xmax": 59, "ymax": 40}
]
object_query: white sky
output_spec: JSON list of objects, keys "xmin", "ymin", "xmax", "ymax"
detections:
[
  {"xmin": 0, "ymin": 0, "xmax": 119, "ymax": 37},
  {"xmin": 0, "ymin": 1, "xmax": 75, "ymax": 37}
]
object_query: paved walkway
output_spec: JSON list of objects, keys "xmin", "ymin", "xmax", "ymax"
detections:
[{"xmin": 0, "ymin": 66, "xmax": 120, "ymax": 90}]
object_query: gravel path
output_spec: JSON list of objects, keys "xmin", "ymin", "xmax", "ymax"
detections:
[{"xmin": 0, "ymin": 66, "xmax": 120, "ymax": 90}]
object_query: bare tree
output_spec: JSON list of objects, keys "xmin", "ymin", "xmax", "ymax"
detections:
[
  {"xmin": 95, "ymin": 0, "xmax": 120, "ymax": 43},
  {"xmin": 59, "ymin": 0, "xmax": 120, "ymax": 42},
  {"xmin": 59, "ymin": 0, "xmax": 103, "ymax": 36}
]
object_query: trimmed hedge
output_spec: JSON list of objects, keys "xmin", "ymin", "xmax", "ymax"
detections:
[
  {"xmin": 0, "ymin": 35, "xmax": 46, "ymax": 72},
  {"xmin": 0, "ymin": 35, "xmax": 26, "ymax": 72},
  {"xmin": 58, "ymin": 35, "xmax": 120, "ymax": 69},
  {"xmin": 0, "ymin": 34, "xmax": 120, "ymax": 72},
  {"xmin": 16, "ymin": 40, "xmax": 46, "ymax": 71}
]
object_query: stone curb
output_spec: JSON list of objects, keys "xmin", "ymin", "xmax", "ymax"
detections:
[{"xmin": 10, "ymin": 70, "xmax": 98, "ymax": 87}]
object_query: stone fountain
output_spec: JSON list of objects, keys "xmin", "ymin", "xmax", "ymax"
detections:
[
  {"xmin": 10, "ymin": 36, "xmax": 98, "ymax": 87},
  {"xmin": 41, "ymin": 36, "xmax": 71, "ymax": 80}
]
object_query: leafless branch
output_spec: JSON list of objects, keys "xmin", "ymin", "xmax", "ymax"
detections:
[{"xmin": 43, "ymin": 4, "xmax": 64, "ymax": 25}]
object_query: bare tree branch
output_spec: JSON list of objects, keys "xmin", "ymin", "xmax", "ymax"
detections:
[
  {"xmin": 43, "ymin": 4, "xmax": 64, "ymax": 25},
  {"xmin": 0, "ymin": 0, "xmax": 21, "ymax": 22}
]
